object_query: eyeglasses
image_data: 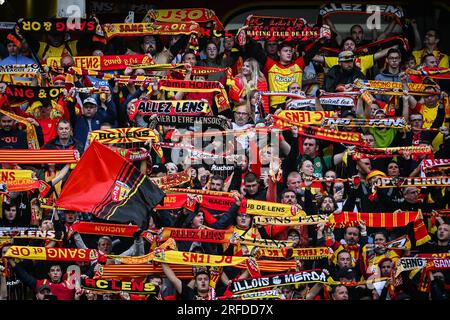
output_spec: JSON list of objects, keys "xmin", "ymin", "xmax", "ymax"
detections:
[
  {"xmin": 290, "ymin": 87, "xmax": 300, "ymax": 90},
  {"xmin": 144, "ymin": 40, "xmax": 156, "ymax": 45}
]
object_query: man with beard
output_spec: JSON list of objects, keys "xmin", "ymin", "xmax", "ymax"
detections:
[
  {"xmin": 411, "ymin": 27, "xmax": 449, "ymax": 68},
  {"xmin": 0, "ymin": 113, "xmax": 43, "ymax": 149},
  {"xmin": 324, "ymin": 51, "xmax": 365, "ymax": 93},
  {"xmin": 162, "ymin": 264, "xmax": 216, "ymax": 300},
  {"xmin": 36, "ymin": 31, "xmax": 78, "ymax": 59},
  {"xmin": 140, "ymin": 35, "xmax": 189, "ymax": 77},
  {"xmin": 209, "ymin": 175, "xmax": 224, "ymax": 192},
  {"xmin": 400, "ymin": 112, "xmax": 445, "ymax": 177}
]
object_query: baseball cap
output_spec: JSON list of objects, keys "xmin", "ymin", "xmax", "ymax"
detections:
[
  {"xmin": 38, "ymin": 284, "xmax": 52, "ymax": 293},
  {"xmin": 338, "ymin": 51, "xmax": 355, "ymax": 62},
  {"xmin": 83, "ymin": 97, "xmax": 98, "ymax": 106}
]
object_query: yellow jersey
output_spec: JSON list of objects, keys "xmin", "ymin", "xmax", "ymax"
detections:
[
  {"xmin": 412, "ymin": 49, "xmax": 449, "ymax": 68},
  {"xmin": 324, "ymin": 54, "xmax": 375, "ymax": 75},
  {"xmin": 264, "ymin": 56, "xmax": 305, "ymax": 109}
]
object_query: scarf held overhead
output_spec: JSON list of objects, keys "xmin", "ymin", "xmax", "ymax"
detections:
[
  {"xmin": 128, "ymin": 99, "xmax": 210, "ymax": 121},
  {"xmin": 147, "ymin": 115, "xmax": 231, "ymax": 130},
  {"xmin": 257, "ymin": 247, "xmax": 331, "ymax": 260},
  {"xmin": 144, "ymin": 8, "xmax": 224, "ymax": 30},
  {"xmin": 244, "ymin": 16, "xmax": 321, "ymax": 42},
  {"xmin": 0, "ymin": 149, "xmax": 78, "ymax": 164},
  {"xmin": 47, "ymin": 54, "xmax": 153, "ymax": 71},
  {"xmin": 4, "ymin": 85, "xmax": 64, "ymax": 100},
  {"xmin": 373, "ymin": 176, "xmax": 450, "ymax": 188},
  {"xmin": 240, "ymin": 199, "xmax": 305, "ymax": 217},
  {"xmin": 100, "ymin": 22, "xmax": 200, "ymax": 39},
  {"xmin": 19, "ymin": 18, "xmax": 97, "ymax": 33},
  {"xmin": 89, "ymin": 127, "xmax": 159, "ymax": 144},
  {"xmin": 330, "ymin": 211, "xmax": 430, "ymax": 246},
  {"xmin": 322, "ymin": 117, "xmax": 407, "ymax": 129},
  {"xmin": 227, "ymin": 269, "xmax": 329, "ymax": 294},
  {"xmin": 5, "ymin": 246, "xmax": 98, "ymax": 262},
  {"xmin": 70, "ymin": 222, "xmax": 139, "ymax": 238},
  {"xmin": 152, "ymin": 250, "xmax": 248, "ymax": 267},
  {"xmin": 81, "ymin": 278, "xmax": 159, "ymax": 295},
  {"xmin": 275, "ymin": 110, "xmax": 335, "ymax": 125},
  {"xmin": 0, "ymin": 109, "xmax": 40, "ymax": 149},
  {"xmin": 352, "ymin": 146, "xmax": 433, "ymax": 160},
  {"xmin": 253, "ymin": 214, "xmax": 328, "ymax": 226},
  {"xmin": 272, "ymin": 115, "xmax": 365, "ymax": 146},
  {"xmin": 159, "ymin": 227, "xmax": 233, "ymax": 244},
  {"xmin": 158, "ymin": 79, "xmax": 230, "ymax": 113},
  {"xmin": 0, "ymin": 169, "xmax": 39, "ymax": 192}
]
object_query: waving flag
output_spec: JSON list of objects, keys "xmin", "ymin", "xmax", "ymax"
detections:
[{"xmin": 55, "ymin": 141, "xmax": 165, "ymax": 228}]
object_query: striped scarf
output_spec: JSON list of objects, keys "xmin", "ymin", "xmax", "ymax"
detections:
[
  {"xmin": 0, "ymin": 109, "xmax": 39, "ymax": 149},
  {"xmin": 330, "ymin": 211, "xmax": 431, "ymax": 246},
  {"xmin": 0, "ymin": 149, "xmax": 79, "ymax": 164}
]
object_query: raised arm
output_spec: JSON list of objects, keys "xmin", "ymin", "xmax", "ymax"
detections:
[
  {"xmin": 73, "ymin": 232, "xmax": 89, "ymax": 249},
  {"xmin": 162, "ymin": 263, "xmax": 183, "ymax": 294},
  {"xmin": 9, "ymin": 260, "xmax": 37, "ymax": 289},
  {"xmin": 376, "ymin": 19, "xmax": 398, "ymax": 41},
  {"xmin": 244, "ymin": 38, "xmax": 267, "ymax": 67},
  {"xmin": 119, "ymin": 238, "xmax": 145, "ymax": 257},
  {"xmin": 411, "ymin": 20, "xmax": 422, "ymax": 51},
  {"xmin": 373, "ymin": 46, "xmax": 397, "ymax": 61},
  {"xmin": 324, "ymin": 17, "xmax": 342, "ymax": 46}
]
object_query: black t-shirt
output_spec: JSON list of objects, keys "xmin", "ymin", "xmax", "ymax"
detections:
[
  {"xmin": 419, "ymin": 242, "xmax": 450, "ymax": 254},
  {"xmin": 179, "ymin": 282, "xmax": 196, "ymax": 300}
]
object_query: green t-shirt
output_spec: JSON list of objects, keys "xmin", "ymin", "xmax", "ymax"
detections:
[
  {"xmin": 299, "ymin": 155, "xmax": 333, "ymax": 178},
  {"xmin": 368, "ymin": 127, "xmax": 397, "ymax": 148}
]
